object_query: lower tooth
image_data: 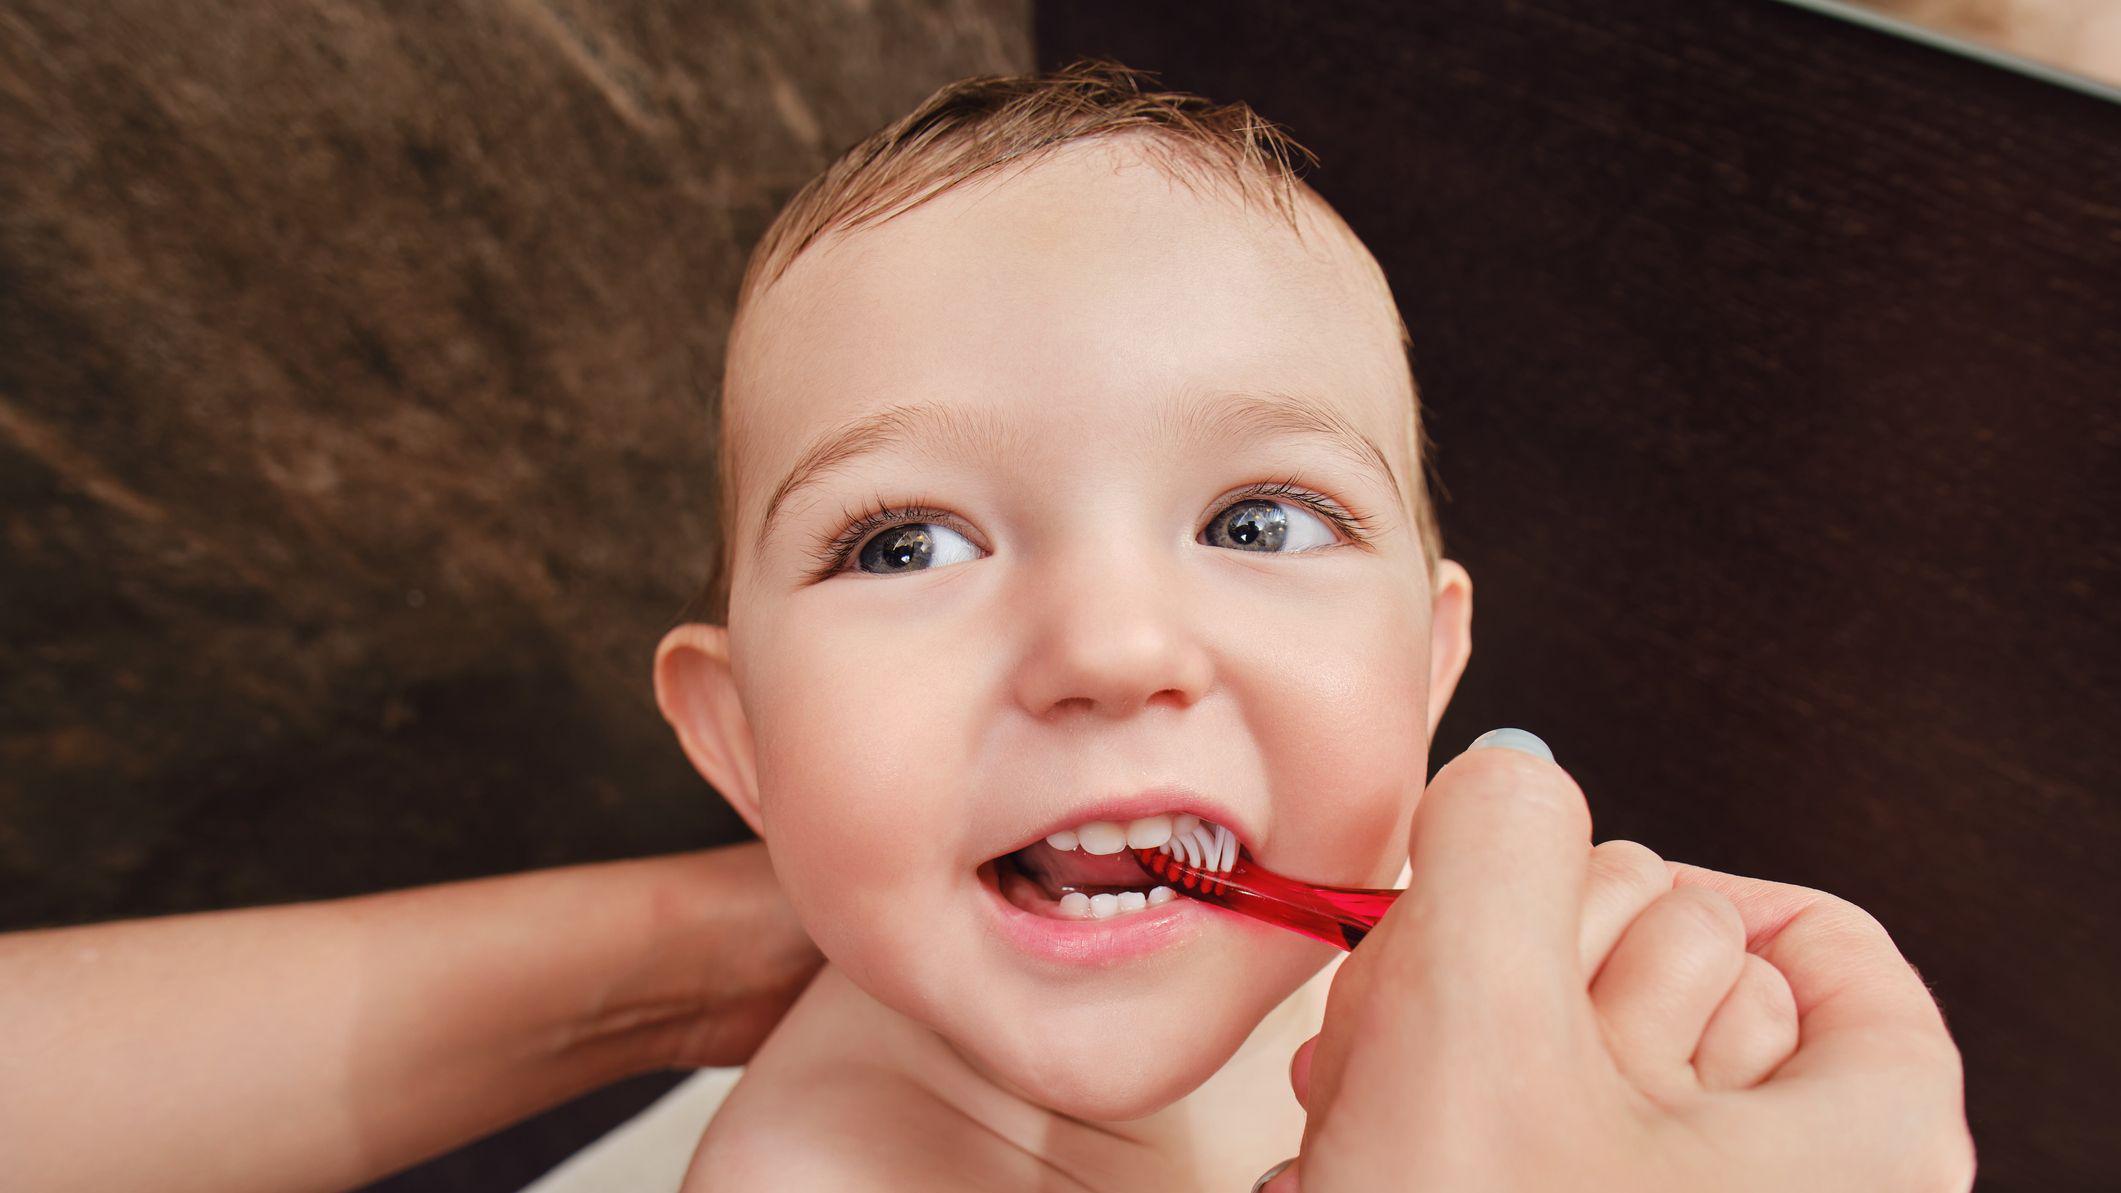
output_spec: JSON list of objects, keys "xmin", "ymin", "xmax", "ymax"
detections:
[{"xmin": 1056, "ymin": 888, "xmax": 1174, "ymax": 920}]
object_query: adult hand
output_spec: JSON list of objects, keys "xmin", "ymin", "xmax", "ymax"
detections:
[
  {"xmin": 623, "ymin": 839, "xmax": 826, "ymax": 1069},
  {"xmin": 1259, "ymin": 732, "xmax": 1974, "ymax": 1193},
  {"xmin": 0, "ymin": 840, "xmax": 820, "ymax": 1193}
]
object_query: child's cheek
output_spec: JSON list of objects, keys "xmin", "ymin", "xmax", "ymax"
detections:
[
  {"xmin": 758, "ymin": 767, "xmax": 945, "ymax": 937},
  {"xmin": 1267, "ymin": 771, "xmax": 1417, "ymax": 892},
  {"xmin": 749, "ymin": 676, "xmax": 973, "ymax": 968},
  {"xmin": 1262, "ymin": 650, "xmax": 1431, "ymax": 888}
]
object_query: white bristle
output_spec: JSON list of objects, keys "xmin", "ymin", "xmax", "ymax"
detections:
[{"xmin": 1157, "ymin": 820, "xmax": 1236, "ymax": 873}]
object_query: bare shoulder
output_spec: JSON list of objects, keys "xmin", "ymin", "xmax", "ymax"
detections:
[{"xmin": 680, "ymin": 1062, "xmax": 1000, "ymax": 1192}]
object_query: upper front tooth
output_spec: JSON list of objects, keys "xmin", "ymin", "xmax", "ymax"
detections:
[
  {"xmin": 1124, "ymin": 814, "xmax": 1173, "ymax": 849},
  {"xmin": 1045, "ymin": 814, "xmax": 1198, "ymax": 854},
  {"xmin": 1060, "ymin": 810, "xmax": 1179, "ymax": 849},
  {"xmin": 1075, "ymin": 821, "xmax": 1128, "ymax": 854}
]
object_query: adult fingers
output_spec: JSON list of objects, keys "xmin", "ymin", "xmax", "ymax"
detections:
[
  {"xmin": 1578, "ymin": 838, "xmax": 1674, "ymax": 979},
  {"xmin": 1380, "ymin": 730, "xmax": 1592, "ymax": 1011},
  {"xmin": 1588, "ymin": 885, "xmax": 1748, "ymax": 1094},
  {"xmin": 1666, "ymin": 862, "xmax": 1951, "ymax": 1062},
  {"xmin": 1295, "ymin": 730, "xmax": 1592, "ymax": 1136},
  {"xmin": 1666, "ymin": 862, "xmax": 1976, "ymax": 1188},
  {"xmin": 1289, "ymin": 1033, "xmax": 1318, "ymax": 1110},
  {"xmin": 1692, "ymin": 952, "xmax": 1799, "ymax": 1091}
]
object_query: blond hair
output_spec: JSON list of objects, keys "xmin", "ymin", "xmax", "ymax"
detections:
[{"xmin": 689, "ymin": 58, "xmax": 1443, "ymax": 625}]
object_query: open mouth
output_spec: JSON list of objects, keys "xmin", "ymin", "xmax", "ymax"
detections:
[{"xmin": 984, "ymin": 840, "xmax": 1179, "ymax": 920}]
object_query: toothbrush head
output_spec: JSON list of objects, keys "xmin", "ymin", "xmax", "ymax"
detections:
[
  {"xmin": 1164, "ymin": 819, "xmax": 1239, "ymax": 872},
  {"xmin": 1134, "ymin": 819, "xmax": 1240, "ymax": 896},
  {"xmin": 1136, "ymin": 824, "xmax": 1402, "ymax": 951}
]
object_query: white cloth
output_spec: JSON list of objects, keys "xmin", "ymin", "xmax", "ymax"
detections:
[{"xmin": 517, "ymin": 1067, "xmax": 744, "ymax": 1193}]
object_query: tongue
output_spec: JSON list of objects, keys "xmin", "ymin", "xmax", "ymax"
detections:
[{"xmin": 1010, "ymin": 840, "xmax": 1156, "ymax": 897}]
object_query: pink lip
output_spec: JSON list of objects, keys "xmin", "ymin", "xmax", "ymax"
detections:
[{"xmin": 977, "ymin": 862, "xmax": 1213, "ymax": 966}]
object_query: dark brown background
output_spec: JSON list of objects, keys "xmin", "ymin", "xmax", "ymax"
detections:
[{"xmin": 4, "ymin": 0, "xmax": 2113, "ymax": 1190}]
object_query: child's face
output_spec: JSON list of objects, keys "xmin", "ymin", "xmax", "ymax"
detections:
[{"xmin": 663, "ymin": 138, "xmax": 1472, "ymax": 1120}]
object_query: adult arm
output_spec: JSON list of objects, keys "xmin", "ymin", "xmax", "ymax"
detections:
[{"xmin": 0, "ymin": 840, "xmax": 820, "ymax": 1193}]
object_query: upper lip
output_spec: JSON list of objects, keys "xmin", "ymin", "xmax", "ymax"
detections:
[{"xmin": 987, "ymin": 785, "xmax": 1256, "ymax": 862}]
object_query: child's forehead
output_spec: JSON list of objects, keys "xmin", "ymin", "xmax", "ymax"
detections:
[
  {"xmin": 771, "ymin": 140, "xmax": 1373, "ymax": 323},
  {"xmin": 731, "ymin": 141, "xmax": 1407, "ymax": 467}
]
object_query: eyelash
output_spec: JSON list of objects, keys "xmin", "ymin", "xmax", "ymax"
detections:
[{"xmin": 803, "ymin": 476, "xmax": 1378, "ymax": 581}]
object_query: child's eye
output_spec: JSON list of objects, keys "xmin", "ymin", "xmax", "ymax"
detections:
[
  {"xmin": 811, "ymin": 481, "xmax": 1369, "ymax": 580},
  {"xmin": 1200, "ymin": 479, "xmax": 1369, "ymax": 555},
  {"xmin": 848, "ymin": 522, "xmax": 982, "ymax": 575},
  {"xmin": 1199, "ymin": 496, "xmax": 1341, "ymax": 554}
]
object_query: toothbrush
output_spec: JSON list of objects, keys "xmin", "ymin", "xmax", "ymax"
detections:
[{"xmin": 1135, "ymin": 821, "xmax": 1400, "ymax": 951}]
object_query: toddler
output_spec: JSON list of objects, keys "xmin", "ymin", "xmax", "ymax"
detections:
[{"xmin": 653, "ymin": 58, "xmax": 1500, "ymax": 1190}]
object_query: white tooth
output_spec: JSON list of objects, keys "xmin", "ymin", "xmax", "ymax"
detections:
[
  {"xmin": 1173, "ymin": 813, "xmax": 1201, "ymax": 835},
  {"xmin": 1088, "ymin": 893, "xmax": 1120, "ymax": 919},
  {"xmin": 1076, "ymin": 821, "xmax": 1127, "ymax": 855},
  {"xmin": 1124, "ymin": 814, "xmax": 1173, "ymax": 849},
  {"xmin": 1058, "ymin": 891, "xmax": 1091, "ymax": 918},
  {"xmin": 1148, "ymin": 885, "xmax": 1177, "ymax": 905},
  {"xmin": 1116, "ymin": 890, "xmax": 1147, "ymax": 913},
  {"xmin": 1044, "ymin": 829, "xmax": 1079, "ymax": 851}
]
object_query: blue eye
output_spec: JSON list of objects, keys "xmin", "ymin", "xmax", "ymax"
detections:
[
  {"xmin": 1200, "ymin": 496, "xmax": 1340, "ymax": 553},
  {"xmin": 850, "ymin": 522, "xmax": 982, "ymax": 575}
]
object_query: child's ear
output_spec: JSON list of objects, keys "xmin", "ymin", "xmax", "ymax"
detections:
[
  {"xmin": 653, "ymin": 623, "xmax": 766, "ymax": 839},
  {"xmin": 1425, "ymin": 559, "xmax": 1474, "ymax": 740}
]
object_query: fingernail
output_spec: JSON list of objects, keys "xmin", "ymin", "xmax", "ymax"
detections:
[
  {"xmin": 1251, "ymin": 1157, "xmax": 1296, "ymax": 1193},
  {"xmin": 1465, "ymin": 727, "xmax": 1554, "ymax": 763}
]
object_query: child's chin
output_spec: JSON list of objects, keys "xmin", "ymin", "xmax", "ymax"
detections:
[{"xmin": 974, "ymin": 1031, "xmax": 1233, "ymax": 1123}]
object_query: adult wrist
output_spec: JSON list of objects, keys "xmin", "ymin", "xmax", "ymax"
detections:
[{"xmin": 580, "ymin": 842, "xmax": 821, "ymax": 1074}]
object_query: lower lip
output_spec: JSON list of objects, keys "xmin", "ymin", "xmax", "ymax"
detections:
[{"xmin": 976, "ymin": 857, "xmax": 1211, "ymax": 966}]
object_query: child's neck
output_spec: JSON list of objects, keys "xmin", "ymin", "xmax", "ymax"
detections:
[{"xmin": 754, "ymin": 952, "xmax": 1343, "ymax": 1191}]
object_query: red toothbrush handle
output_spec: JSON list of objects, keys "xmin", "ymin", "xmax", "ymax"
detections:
[{"xmin": 1135, "ymin": 847, "xmax": 1400, "ymax": 951}]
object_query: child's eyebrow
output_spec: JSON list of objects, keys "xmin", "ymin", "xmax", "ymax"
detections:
[{"xmin": 755, "ymin": 388, "xmax": 1403, "ymax": 553}]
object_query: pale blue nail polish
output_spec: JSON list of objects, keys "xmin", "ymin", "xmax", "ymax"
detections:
[{"xmin": 1465, "ymin": 727, "xmax": 1554, "ymax": 762}]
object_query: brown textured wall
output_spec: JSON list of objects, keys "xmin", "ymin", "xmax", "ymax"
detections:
[
  {"xmin": 0, "ymin": 1, "xmax": 1030, "ymax": 933},
  {"xmin": 7, "ymin": 5, "xmax": 1030, "ymax": 1188}
]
